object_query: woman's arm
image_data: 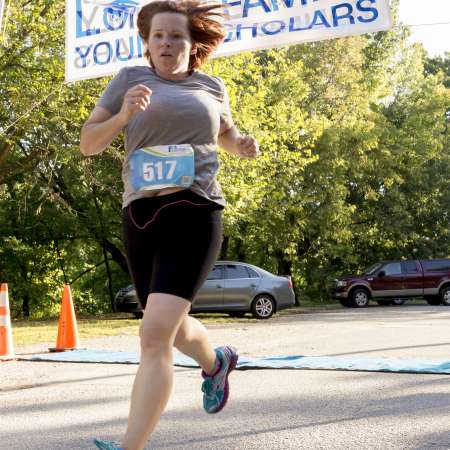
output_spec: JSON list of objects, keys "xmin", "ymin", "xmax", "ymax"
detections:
[
  {"xmin": 218, "ymin": 124, "xmax": 260, "ymax": 158},
  {"xmin": 80, "ymin": 84, "xmax": 152, "ymax": 156},
  {"xmin": 80, "ymin": 107, "xmax": 127, "ymax": 156}
]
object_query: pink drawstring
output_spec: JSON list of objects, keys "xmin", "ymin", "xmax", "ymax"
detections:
[{"xmin": 128, "ymin": 199, "xmax": 211, "ymax": 230}]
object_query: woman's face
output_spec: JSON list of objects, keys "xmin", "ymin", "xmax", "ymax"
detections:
[{"xmin": 147, "ymin": 12, "xmax": 195, "ymax": 79}]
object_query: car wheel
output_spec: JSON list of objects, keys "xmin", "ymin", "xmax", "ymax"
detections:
[
  {"xmin": 376, "ymin": 300, "xmax": 391, "ymax": 306},
  {"xmin": 251, "ymin": 295, "xmax": 275, "ymax": 319},
  {"xmin": 440, "ymin": 287, "xmax": 450, "ymax": 306},
  {"xmin": 350, "ymin": 288, "xmax": 370, "ymax": 308},
  {"xmin": 391, "ymin": 298, "xmax": 406, "ymax": 306},
  {"xmin": 133, "ymin": 312, "xmax": 143, "ymax": 319},
  {"xmin": 229, "ymin": 312, "xmax": 246, "ymax": 318},
  {"xmin": 425, "ymin": 296, "xmax": 442, "ymax": 306}
]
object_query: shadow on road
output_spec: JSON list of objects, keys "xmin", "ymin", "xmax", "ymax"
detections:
[{"xmin": 0, "ymin": 371, "xmax": 134, "ymax": 393}]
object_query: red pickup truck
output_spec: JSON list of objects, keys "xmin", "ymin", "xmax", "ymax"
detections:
[{"xmin": 331, "ymin": 259, "xmax": 450, "ymax": 308}]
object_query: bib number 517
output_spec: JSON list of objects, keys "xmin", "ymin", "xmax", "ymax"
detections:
[{"xmin": 142, "ymin": 160, "xmax": 177, "ymax": 182}]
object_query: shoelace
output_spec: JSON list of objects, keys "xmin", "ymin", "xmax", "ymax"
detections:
[{"xmin": 201, "ymin": 378, "xmax": 219, "ymax": 397}]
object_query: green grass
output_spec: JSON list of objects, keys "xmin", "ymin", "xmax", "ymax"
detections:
[
  {"xmin": 11, "ymin": 304, "xmax": 343, "ymax": 347},
  {"xmin": 11, "ymin": 313, "xmax": 248, "ymax": 347},
  {"xmin": 12, "ymin": 314, "xmax": 140, "ymax": 347}
]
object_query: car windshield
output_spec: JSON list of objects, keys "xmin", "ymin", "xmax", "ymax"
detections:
[{"xmin": 364, "ymin": 263, "xmax": 383, "ymax": 275}]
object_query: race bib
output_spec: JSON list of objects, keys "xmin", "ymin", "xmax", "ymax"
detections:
[{"xmin": 129, "ymin": 144, "xmax": 195, "ymax": 192}]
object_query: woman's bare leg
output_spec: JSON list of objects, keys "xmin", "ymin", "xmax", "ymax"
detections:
[{"xmin": 121, "ymin": 293, "xmax": 190, "ymax": 450}]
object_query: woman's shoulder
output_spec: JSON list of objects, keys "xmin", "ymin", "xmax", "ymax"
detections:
[{"xmin": 194, "ymin": 71, "xmax": 226, "ymax": 93}]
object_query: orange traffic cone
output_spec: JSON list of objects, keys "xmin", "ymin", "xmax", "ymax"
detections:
[
  {"xmin": 0, "ymin": 283, "xmax": 15, "ymax": 361},
  {"xmin": 49, "ymin": 284, "xmax": 80, "ymax": 352}
]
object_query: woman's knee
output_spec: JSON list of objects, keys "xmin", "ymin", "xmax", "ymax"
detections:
[
  {"xmin": 138, "ymin": 292, "xmax": 191, "ymax": 353},
  {"xmin": 139, "ymin": 325, "xmax": 172, "ymax": 354}
]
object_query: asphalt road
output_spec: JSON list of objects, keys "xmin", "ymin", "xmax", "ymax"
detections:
[{"xmin": 2, "ymin": 304, "xmax": 450, "ymax": 450}]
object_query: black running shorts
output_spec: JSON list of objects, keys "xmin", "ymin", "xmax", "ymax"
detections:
[{"xmin": 122, "ymin": 189, "xmax": 224, "ymax": 308}]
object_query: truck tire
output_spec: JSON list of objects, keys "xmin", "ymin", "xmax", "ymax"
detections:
[
  {"xmin": 425, "ymin": 296, "xmax": 441, "ymax": 306},
  {"xmin": 391, "ymin": 298, "xmax": 406, "ymax": 306},
  {"xmin": 440, "ymin": 287, "xmax": 450, "ymax": 306},
  {"xmin": 350, "ymin": 288, "xmax": 370, "ymax": 308}
]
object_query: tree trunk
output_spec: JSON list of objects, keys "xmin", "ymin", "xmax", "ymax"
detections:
[
  {"xmin": 220, "ymin": 235, "xmax": 229, "ymax": 260},
  {"xmin": 102, "ymin": 240, "xmax": 115, "ymax": 312},
  {"xmin": 93, "ymin": 188, "xmax": 116, "ymax": 311},
  {"xmin": 22, "ymin": 293, "xmax": 30, "ymax": 318},
  {"xmin": 235, "ymin": 237, "xmax": 246, "ymax": 262}
]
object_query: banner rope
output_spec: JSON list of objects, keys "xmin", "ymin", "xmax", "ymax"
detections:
[{"xmin": 406, "ymin": 22, "xmax": 450, "ymax": 28}]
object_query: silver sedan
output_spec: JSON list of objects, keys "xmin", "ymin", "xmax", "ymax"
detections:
[{"xmin": 114, "ymin": 261, "xmax": 296, "ymax": 319}]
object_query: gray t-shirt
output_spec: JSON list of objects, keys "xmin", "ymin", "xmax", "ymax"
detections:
[{"xmin": 96, "ymin": 65, "xmax": 234, "ymax": 208}]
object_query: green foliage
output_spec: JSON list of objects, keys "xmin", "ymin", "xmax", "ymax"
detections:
[
  {"xmin": 425, "ymin": 53, "xmax": 450, "ymax": 89},
  {"xmin": 0, "ymin": 0, "xmax": 449, "ymax": 316},
  {"xmin": 0, "ymin": 0, "xmax": 128, "ymax": 317},
  {"xmin": 207, "ymin": 27, "xmax": 449, "ymax": 299}
]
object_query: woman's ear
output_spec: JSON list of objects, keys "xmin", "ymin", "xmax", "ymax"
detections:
[{"xmin": 190, "ymin": 43, "xmax": 197, "ymax": 55}]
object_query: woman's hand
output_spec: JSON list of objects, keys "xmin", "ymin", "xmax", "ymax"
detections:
[
  {"xmin": 118, "ymin": 84, "xmax": 152, "ymax": 124},
  {"xmin": 235, "ymin": 135, "xmax": 260, "ymax": 159},
  {"xmin": 218, "ymin": 126, "xmax": 261, "ymax": 158}
]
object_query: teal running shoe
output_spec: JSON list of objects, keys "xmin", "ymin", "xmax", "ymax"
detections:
[
  {"xmin": 201, "ymin": 346, "xmax": 238, "ymax": 414},
  {"xmin": 93, "ymin": 438, "xmax": 123, "ymax": 449}
]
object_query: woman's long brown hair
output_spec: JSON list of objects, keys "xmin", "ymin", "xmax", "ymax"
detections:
[{"xmin": 137, "ymin": 1, "xmax": 226, "ymax": 71}]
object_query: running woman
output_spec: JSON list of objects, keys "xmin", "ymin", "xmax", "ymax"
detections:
[{"xmin": 80, "ymin": 1, "xmax": 259, "ymax": 449}]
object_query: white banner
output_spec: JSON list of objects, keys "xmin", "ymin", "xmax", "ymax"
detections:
[{"xmin": 66, "ymin": 0, "xmax": 393, "ymax": 82}]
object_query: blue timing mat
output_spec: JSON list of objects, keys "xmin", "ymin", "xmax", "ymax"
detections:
[{"xmin": 19, "ymin": 349, "xmax": 450, "ymax": 374}]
